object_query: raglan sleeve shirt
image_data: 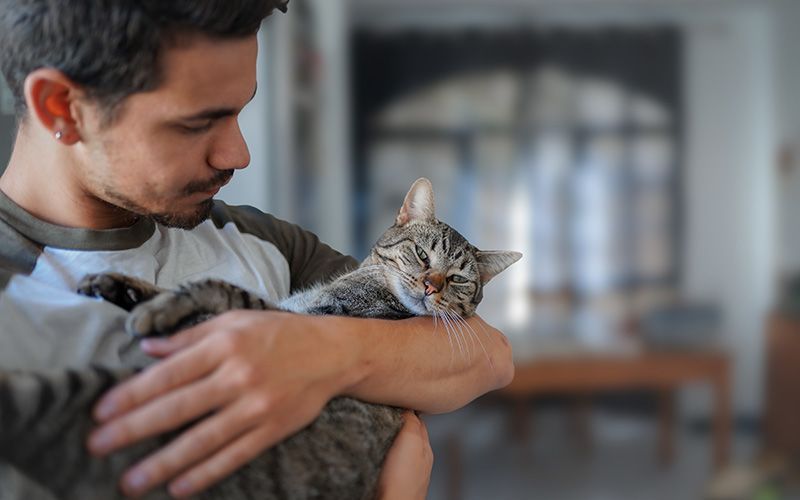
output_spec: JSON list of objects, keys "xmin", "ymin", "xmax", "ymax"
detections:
[{"xmin": 0, "ymin": 192, "xmax": 358, "ymax": 500}]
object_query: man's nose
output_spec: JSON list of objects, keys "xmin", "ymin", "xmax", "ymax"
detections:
[
  {"xmin": 424, "ymin": 273, "xmax": 445, "ymax": 296},
  {"xmin": 209, "ymin": 119, "xmax": 250, "ymax": 171}
]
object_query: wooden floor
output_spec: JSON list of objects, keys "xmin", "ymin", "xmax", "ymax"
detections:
[{"xmin": 424, "ymin": 406, "xmax": 761, "ymax": 500}]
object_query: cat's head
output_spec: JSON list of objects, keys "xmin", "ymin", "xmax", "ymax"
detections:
[{"xmin": 367, "ymin": 178, "xmax": 521, "ymax": 317}]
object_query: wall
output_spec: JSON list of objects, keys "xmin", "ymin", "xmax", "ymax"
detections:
[
  {"xmin": 679, "ymin": 4, "xmax": 776, "ymax": 418},
  {"xmin": 774, "ymin": 0, "xmax": 800, "ymax": 274}
]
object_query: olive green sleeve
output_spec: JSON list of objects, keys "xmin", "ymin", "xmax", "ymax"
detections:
[{"xmin": 210, "ymin": 202, "xmax": 358, "ymax": 293}]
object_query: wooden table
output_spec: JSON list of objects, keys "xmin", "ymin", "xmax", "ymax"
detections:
[
  {"xmin": 444, "ymin": 350, "xmax": 731, "ymax": 500},
  {"xmin": 501, "ymin": 350, "xmax": 732, "ymax": 467}
]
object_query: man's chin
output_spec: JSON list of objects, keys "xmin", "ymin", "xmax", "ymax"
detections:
[{"xmin": 149, "ymin": 199, "xmax": 214, "ymax": 229}]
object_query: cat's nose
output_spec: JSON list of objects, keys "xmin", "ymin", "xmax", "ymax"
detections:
[{"xmin": 424, "ymin": 273, "xmax": 445, "ymax": 296}]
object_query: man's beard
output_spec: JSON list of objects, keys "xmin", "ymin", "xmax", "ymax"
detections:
[
  {"xmin": 103, "ymin": 170, "xmax": 233, "ymax": 230},
  {"xmin": 149, "ymin": 198, "xmax": 215, "ymax": 229}
]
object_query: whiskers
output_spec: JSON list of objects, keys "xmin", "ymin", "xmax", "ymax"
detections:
[{"xmin": 431, "ymin": 307, "xmax": 495, "ymax": 372}]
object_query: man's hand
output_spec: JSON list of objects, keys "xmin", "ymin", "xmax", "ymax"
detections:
[
  {"xmin": 87, "ymin": 310, "xmax": 364, "ymax": 498},
  {"xmin": 85, "ymin": 309, "xmax": 511, "ymax": 498},
  {"xmin": 376, "ymin": 411, "xmax": 434, "ymax": 500}
]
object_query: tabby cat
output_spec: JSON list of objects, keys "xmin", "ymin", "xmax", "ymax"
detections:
[{"xmin": 0, "ymin": 178, "xmax": 521, "ymax": 500}]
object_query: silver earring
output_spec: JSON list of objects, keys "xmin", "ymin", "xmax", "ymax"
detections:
[{"xmin": 54, "ymin": 131, "xmax": 63, "ymax": 141}]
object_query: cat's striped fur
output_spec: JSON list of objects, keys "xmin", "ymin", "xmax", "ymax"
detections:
[
  {"xmin": 0, "ymin": 178, "xmax": 521, "ymax": 499},
  {"xmin": 0, "ymin": 367, "xmax": 402, "ymax": 500}
]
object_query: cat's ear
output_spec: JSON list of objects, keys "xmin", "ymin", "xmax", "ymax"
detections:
[
  {"xmin": 396, "ymin": 178, "xmax": 435, "ymax": 226},
  {"xmin": 476, "ymin": 251, "xmax": 522, "ymax": 283}
]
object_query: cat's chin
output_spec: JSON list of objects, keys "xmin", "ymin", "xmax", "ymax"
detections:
[
  {"xmin": 396, "ymin": 289, "xmax": 431, "ymax": 316},
  {"xmin": 386, "ymin": 274, "xmax": 429, "ymax": 315}
]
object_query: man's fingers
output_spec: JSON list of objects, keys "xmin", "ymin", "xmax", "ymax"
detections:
[
  {"xmin": 391, "ymin": 411, "xmax": 433, "ymax": 464},
  {"xmin": 117, "ymin": 397, "xmax": 269, "ymax": 497},
  {"xmin": 164, "ymin": 399, "xmax": 323, "ymax": 497},
  {"xmin": 167, "ymin": 423, "xmax": 279, "ymax": 498},
  {"xmin": 88, "ymin": 374, "xmax": 229, "ymax": 456},
  {"xmin": 93, "ymin": 335, "xmax": 222, "ymax": 422},
  {"xmin": 376, "ymin": 411, "xmax": 434, "ymax": 500},
  {"xmin": 139, "ymin": 320, "xmax": 218, "ymax": 357},
  {"xmin": 401, "ymin": 411, "xmax": 428, "ymax": 439},
  {"xmin": 412, "ymin": 412, "xmax": 430, "ymax": 441}
]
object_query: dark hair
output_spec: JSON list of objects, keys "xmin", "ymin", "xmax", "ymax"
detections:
[{"xmin": 0, "ymin": 0, "xmax": 289, "ymax": 121}]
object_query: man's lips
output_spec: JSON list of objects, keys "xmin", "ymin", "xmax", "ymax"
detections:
[
  {"xmin": 195, "ymin": 173, "xmax": 233, "ymax": 196},
  {"xmin": 205, "ymin": 180, "xmax": 227, "ymax": 195}
]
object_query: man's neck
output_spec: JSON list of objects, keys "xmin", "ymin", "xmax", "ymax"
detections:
[{"xmin": 0, "ymin": 124, "xmax": 139, "ymax": 230}]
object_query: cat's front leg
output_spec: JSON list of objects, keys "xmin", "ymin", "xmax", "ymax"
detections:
[
  {"xmin": 127, "ymin": 279, "xmax": 277, "ymax": 338},
  {"xmin": 77, "ymin": 272, "xmax": 164, "ymax": 312}
]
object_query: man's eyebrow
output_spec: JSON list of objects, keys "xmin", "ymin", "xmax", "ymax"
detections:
[{"xmin": 178, "ymin": 83, "xmax": 258, "ymax": 122}]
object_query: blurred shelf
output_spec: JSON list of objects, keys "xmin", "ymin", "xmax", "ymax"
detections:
[{"xmin": 763, "ymin": 312, "xmax": 800, "ymax": 457}]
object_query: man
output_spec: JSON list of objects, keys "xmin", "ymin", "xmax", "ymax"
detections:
[{"xmin": 0, "ymin": 1, "xmax": 514, "ymax": 499}]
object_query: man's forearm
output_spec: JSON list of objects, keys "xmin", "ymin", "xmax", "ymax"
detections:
[{"xmin": 320, "ymin": 314, "xmax": 514, "ymax": 413}]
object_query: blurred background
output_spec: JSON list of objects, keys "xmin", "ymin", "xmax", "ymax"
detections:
[{"xmin": 2, "ymin": 0, "xmax": 800, "ymax": 498}]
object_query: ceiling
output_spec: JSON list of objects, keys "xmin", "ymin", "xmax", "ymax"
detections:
[
  {"xmin": 347, "ymin": 0, "xmax": 769, "ymax": 28},
  {"xmin": 349, "ymin": 0, "xmax": 761, "ymax": 6}
]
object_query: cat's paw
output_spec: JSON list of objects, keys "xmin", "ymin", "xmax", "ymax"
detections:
[
  {"xmin": 77, "ymin": 273, "xmax": 146, "ymax": 312},
  {"xmin": 126, "ymin": 291, "xmax": 210, "ymax": 338}
]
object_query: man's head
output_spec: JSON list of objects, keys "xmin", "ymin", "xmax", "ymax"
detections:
[
  {"xmin": 0, "ymin": 1, "xmax": 288, "ymax": 229},
  {"xmin": 0, "ymin": 0, "xmax": 288, "ymax": 121}
]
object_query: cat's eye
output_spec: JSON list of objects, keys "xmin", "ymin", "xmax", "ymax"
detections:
[
  {"xmin": 415, "ymin": 245, "xmax": 429, "ymax": 263},
  {"xmin": 449, "ymin": 275, "xmax": 468, "ymax": 284}
]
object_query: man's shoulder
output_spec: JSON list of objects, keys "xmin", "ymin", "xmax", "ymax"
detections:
[
  {"xmin": 208, "ymin": 200, "xmax": 311, "ymax": 252},
  {"xmin": 0, "ymin": 217, "xmax": 40, "ymax": 287},
  {"xmin": 209, "ymin": 200, "xmax": 284, "ymax": 235},
  {"xmin": 208, "ymin": 201, "xmax": 358, "ymax": 292},
  {"xmin": 0, "ymin": 265, "xmax": 16, "ymax": 290}
]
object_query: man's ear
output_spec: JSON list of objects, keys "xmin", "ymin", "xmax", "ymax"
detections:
[{"xmin": 23, "ymin": 68, "xmax": 85, "ymax": 145}]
